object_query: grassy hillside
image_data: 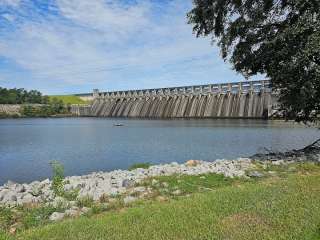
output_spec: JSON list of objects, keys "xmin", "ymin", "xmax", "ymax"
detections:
[
  {"xmin": 2, "ymin": 163, "xmax": 320, "ymax": 240},
  {"xmin": 48, "ymin": 95, "xmax": 89, "ymax": 105}
]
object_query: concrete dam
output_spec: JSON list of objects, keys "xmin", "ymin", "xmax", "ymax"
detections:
[{"xmin": 71, "ymin": 80, "xmax": 277, "ymax": 118}]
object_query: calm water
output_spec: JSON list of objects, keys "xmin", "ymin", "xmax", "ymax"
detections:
[{"xmin": 0, "ymin": 118, "xmax": 318, "ymax": 185}]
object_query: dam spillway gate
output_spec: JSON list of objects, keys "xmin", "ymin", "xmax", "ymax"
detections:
[{"xmin": 71, "ymin": 80, "xmax": 278, "ymax": 119}]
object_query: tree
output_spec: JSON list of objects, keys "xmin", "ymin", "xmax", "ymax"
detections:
[{"xmin": 187, "ymin": 0, "xmax": 320, "ymax": 121}]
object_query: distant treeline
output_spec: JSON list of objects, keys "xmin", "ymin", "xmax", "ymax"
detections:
[
  {"xmin": 0, "ymin": 87, "xmax": 72, "ymax": 117},
  {"xmin": 0, "ymin": 87, "xmax": 49, "ymax": 104}
]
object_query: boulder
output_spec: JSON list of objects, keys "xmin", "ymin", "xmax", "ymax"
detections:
[
  {"xmin": 80, "ymin": 207, "xmax": 91, "ymax": 214},
  {"xmin": 185, "ymin": 160, "xmax": 201, "ymax": 167},
  {"xmin": 151, "ymin": 179, "xmax": 159, "ymax": 186},
  {"xmin": 65, "ymin": 209, "xmax": 79, "ymax": 217},
  {"xmin": 122, "ymin": 179, "xmax": 135, "ymax": 188},
  {"xmin": 172, "ymin": 189, "xmax": 182, "ymax": 195},
  {"xmin": 247, "ymin": 171, "xmax": 264, "ymax": 178},
  {"xmin": 49, "ymin": 212, "xmax": 65, "ymax": 221},
  {"xmin": 123, "ymin": 196, "xmax": 137, "ymax": 205}
]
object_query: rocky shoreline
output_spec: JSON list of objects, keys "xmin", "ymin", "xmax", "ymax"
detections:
[
  {"xmin": 1, "ymin": 151, "xmax": 319, "ymax": 222},
  {"xmin": 0, "ymin": 158, "xmax": 255, "ymax": 207}
]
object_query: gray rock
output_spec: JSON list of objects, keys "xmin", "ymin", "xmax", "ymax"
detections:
[
  {"xmin": 49, "ymin": 212, "xmax": 65, "ymax": 221},
  {"xmin": 247, "ymin": 171, "xmax": 264, "ymax": 178},
  {"xmin": 161, "ymin": 182, "xmax": 169, "ymax": 188},
  {"xmin": 52, "ymin": 197, "xmax": 70, "ymax": 208},
  {"xmin": 71, "ymin": 206, "xmax": 79, "ymax": 211},
  {"xmin": 172, "ymin": 190, "xmax": 182, "ymax": 195},
  {"xmin": 122, "ymin": 179, "xmax": 135, "ymax": 188},
  {"xmin": 2, "ymin": 191, "xmax": 17, "ymax": 204},
  {"xmin": 81, "ymin": 207, "xmax": 91, "ymax": 214},
  {"xmin": 19, "ymin": 193, "xmax": 34, "ymax": 204},
  {"xmin": 65, "ymin": 209, "xmax": 79, "ymax": 217},
  {"xmin": 4, "ymin": 180, "xmax": 16, "ymax": 188},
  {"xmin": 0, "ymin": 189, "xmax": 9, "ymax": 201},
  {"xmin": 132, "ymin": 187, "xmax": 146, "ymax": 193},
  {"xmin": 15, "ymin": 184, "xmax": 25, "ymax": 193},
  {"xmin": 123, "ymin": 196, "xmax": 137, "ymax": 205},
  {"xmin": 151, "ymin": 179, "xmax": 159, "ymax": 186}
]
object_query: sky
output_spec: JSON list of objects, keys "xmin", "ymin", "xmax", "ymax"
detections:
[{"xmin": 0, "ymin": 0, "xmax": 260, "ymax": 95}]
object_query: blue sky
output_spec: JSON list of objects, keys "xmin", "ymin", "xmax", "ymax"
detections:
[{"xmin": 0, "ymin": 0, "xmax": 259, "ymax": 95}]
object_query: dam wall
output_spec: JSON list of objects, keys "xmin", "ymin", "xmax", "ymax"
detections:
[{"xmin": 71, "ymin": 80, "xmax": 278, "ymax": 119}]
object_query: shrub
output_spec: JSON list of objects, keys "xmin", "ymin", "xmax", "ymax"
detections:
[
  {"xmin": 76, "ymin": 196, "xmax": 94, "ymax": 208},
  {"xmin": 50, "ymin": 161, "xmax": 64, "ymax": 197},
  {"xmin": 128, "ymin": 162, "xmax": 152, "ymax": 171}
]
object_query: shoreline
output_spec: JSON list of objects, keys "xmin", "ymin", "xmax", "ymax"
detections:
[
  {"xmin": 0, "ymin": 158, "xmax": 253, "ymax": 207},
  {"xmin": 2, "ymin": 152, "xmax": 319, "ymax": 208}
]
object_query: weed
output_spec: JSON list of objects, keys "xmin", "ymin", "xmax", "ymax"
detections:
[
  {"xmin": 49, "ymin": 161, "xmax": 64, "ymax": 197},
  {"xmin": 76, "ymin": 196, "xmax": 94, "ymax": 208},
  {"xmin": 128, "ymin": 162, "xmax": 152, "ymax": 171}
]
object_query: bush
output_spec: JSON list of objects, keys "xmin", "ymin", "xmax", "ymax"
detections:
[
  {"xmin": 76, "ymin": 196, "xmax": 94, "ymax": 208},
  {"xmin": 50, "ymin": 161, "xmax": 64, "ymax": 197},
  {"xmin": 129, "ymin": 162, "xmax": 152, "ymax": 171}
]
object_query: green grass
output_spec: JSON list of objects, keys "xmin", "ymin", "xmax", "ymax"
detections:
[
  {"xmin": 3, "ymin": 165, "xmax": 320, "ymax": 240},
  {"xmin": 48, "ymin": 95, "xmax": 88, "ymax": 105},
  {"xmin": 128, "ymin": 162, "xmax": 152, "ymax": 171}
]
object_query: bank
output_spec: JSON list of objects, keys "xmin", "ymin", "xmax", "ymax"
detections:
[{"xmin": 0, "ymin": 148, "xmax": 320, "ymax": 240}]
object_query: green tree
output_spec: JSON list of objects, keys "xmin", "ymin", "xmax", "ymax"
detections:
[{"xmin": 188, "ymin": 0, "xmax": 320, "ymax": 121}]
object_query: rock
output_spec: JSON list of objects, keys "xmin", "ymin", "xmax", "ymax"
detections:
[
  {"xmin": 9, "ymin": 227, "xmax": 16, "ymax": 235},
  {"xmin": 4, "ymin": 180, "xmax": 16, "ymax": 188},
  {"xmin": 122, "ymin": 179, "xmax": 135, "ymax": 188},
  {"xmin": 69, "ymin": 201, "xmax": 77, "ymax": 207},
  {"xmin": 65, "ymin": 209, "xmax": 79, "ymax": 217},
  {"xmin": 108, "ymin": 198, "xmax": 117, "ymax": 203},
  {"xmin": 161, "ymin": 182, "xmax": 169, "ymax": 188},
  {"xmin": 49, "ymin": 212, "xmax": 65, "ymax": 221},
  {"xmin": 0, "ymin": 189, "xmax": 9, "ymax": 201},
  {"xmin": 3, "ymin": 192, "xmax": 17, "ymax": 203},
  {"xmin": 81, "ymin": 207, "xmax": 91, "ymax": 214},
  {"xmin": 247, "ymin": 171, "xmax": 264, "ymax": 178},
  {"xmin": 156, "ymin": 196, "xmax": 168, "ymax": 202},
  {"xmin": 123, "ymin": 196, "xmax": 137, "ymax": 205},
  {"xmin": 151, "ymin": 179, "xmax": 159, "ymax": 186},
  {"xmin": 185, "ymin": 160, "xmax": 201, "ymax": 167},
  {"xmin": 132, "ymin": 187, "xmax": 146, "ymax": 193},
  {"xmin": 15, "ymin": 184, "xmax": 25, "ymax": 193},
  {"xmin": 172, "ymin": 190, "xmax": 182, "ymax": 195},
  {"xmin": 272, "ymin": 160, "xmax": 285, "ymax": 165},
  {"xmin": 52, "ymin": 197, "xmax": 70, "ymax": 208},
  {"xmin": 18, "ymin": 193, "xmax": 34, "ymax": 205},
  {"xmin": 71, "ymin": 206, "xmax": 79, "ymax": 211}
]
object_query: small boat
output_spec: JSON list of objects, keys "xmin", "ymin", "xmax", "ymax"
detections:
[{"xmin": 113, "ymin": 123, "xmax": 124, "ymax": 127}]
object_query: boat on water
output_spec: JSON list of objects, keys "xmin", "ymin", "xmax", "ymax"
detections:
[{"xmin": 113, "ymin": 123, "xmax": 124, "ymax": 127}]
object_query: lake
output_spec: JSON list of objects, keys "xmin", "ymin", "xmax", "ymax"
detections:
[{"xmin": 0, "ymin": 118, "xmax": 318, "ymax": 185}]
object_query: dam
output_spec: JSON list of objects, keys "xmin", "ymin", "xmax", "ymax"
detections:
[{"xmin": 71, "ymin": 80, "xmax": 278, "ymax": 118}]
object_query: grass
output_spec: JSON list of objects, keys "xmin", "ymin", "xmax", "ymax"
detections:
[
  {"xmin": 48, "ymin": 95, "xmax": 89, "ymax": 105},
  {"xmin": 1, "ymin": 162, "xmax": 319, "ymax": 240},
  {"xmin": 128, "ymin": 162, "xmax": 152, "ymax": 171}
]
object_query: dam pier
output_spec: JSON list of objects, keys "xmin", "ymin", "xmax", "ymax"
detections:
[{"xmin": 71, "ymin": 80, "xmax": 278, "ymax": 119}]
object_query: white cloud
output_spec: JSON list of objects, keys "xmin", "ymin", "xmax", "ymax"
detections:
[
  {"xmin": 0, "ymin": 0, "xmax": 20, "ymax": 7},
  {"xmin": 0, "ymin": 0, "xmax": 246, "ymax": 93},
  {"xmin": 56, "ymin": 0, "xmax": 150, "ymax": 34}
]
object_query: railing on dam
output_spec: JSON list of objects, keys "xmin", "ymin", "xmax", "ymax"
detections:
[{"xmin": 94, "ymin": 80, "xmax": 271, "ymax": 99}]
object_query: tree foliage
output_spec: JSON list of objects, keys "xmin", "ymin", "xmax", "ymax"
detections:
[
  {"xmin": 188, "ymin": 0, "xmax": 320, "ymax": 121},
  {"xmin": 0, "ymin": 87, "xmax": 49, "ymax": 104},
  {"xmin": 21, "ymin": 98, "xmax": 68, "ymax": 117}
]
